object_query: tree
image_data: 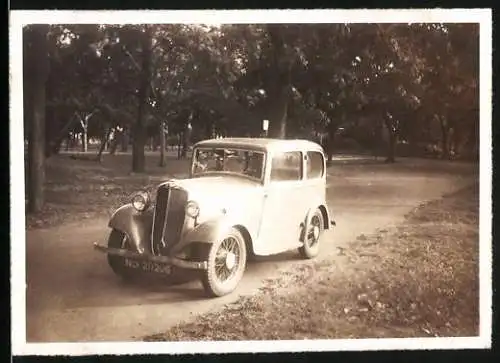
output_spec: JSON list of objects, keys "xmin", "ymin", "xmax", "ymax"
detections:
[
  {"xmin": 227, "ymin": 24, "xmax": 309, "ymax": 139},
  {"xmin": 132, "ymin": 26, "xmax": 153, "ymax": 173},
  {"xmin": 158, "ymin": 121, "xmax": 167, "ymax": 166},
  {"xmin": 44, "ymin": 25, "xmax": 109, "ymax": 156},
  {"xmin": 411, "ymin": 23, "xmax": 479, "ymax": 159},
  {"xmin": 293, "ymin": 24, "xmax": 364, "ymax": 160},
  {"xmin": 29, "ymin": 22, "xmax": 479, "ymax": 171},
  {"xmin": 335, "ymin": 24, "xmax": 426, "ymax": 162},
  {"xmin": 24, "ymin": 25, "xmax": 50, "ymax": 213}
]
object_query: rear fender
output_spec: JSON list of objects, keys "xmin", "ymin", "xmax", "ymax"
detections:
[
  {"xmin": 108, "ymin": 204, "xmax": 153, "ymax": 254},
  {"xmin": 300, "ymin": 204, "xmax": 332, "ymax": 242}
]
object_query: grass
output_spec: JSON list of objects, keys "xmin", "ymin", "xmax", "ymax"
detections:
[
  {"xmin": 25, "ymin": 152, "xmax": 191, "ymax": 229},
  {"xmin": 144, "ymin": 182, "xmax": 479, "ymax": 341}
]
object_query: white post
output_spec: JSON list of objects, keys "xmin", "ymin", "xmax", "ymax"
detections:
[{"xmin": 262, "ymin": 119, "xmax": 269, "ymax": 138}]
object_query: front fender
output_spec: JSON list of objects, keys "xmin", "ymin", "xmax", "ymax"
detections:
[
  {"xmin": 170, "ymin": 217, "xmax": 233, "ymax": 254},
  {"xmin": 108, "ymin": 204, "xmax": 153, "ymax": 254}
]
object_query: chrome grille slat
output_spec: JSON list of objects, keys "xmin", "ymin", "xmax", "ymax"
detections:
[
  {"xmin": 163, "ymin": 187, "xmax": 188, "ymax": 248},
  {"xmin": 151, "ymin": 184, "xmax": 187, "ymax": 255},
  {"xmin": 151, "ymin": 185, "xmax": 169, "ymax": 254}
]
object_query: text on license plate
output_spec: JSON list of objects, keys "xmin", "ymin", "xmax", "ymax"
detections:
[{"xmin": 124, "ymin": 258, "xmax": 172, "ymax": 274}]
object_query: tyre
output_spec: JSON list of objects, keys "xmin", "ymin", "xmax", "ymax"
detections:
[
  {"xmin": 201, "ymin": 227, "xmax": 247, "ymax": 297},
  {"xmin": 299, "ymin": 209, "xmax": 324, "ymax": 259},
  {"xmin": 107, "ymin": 229, "xmax": 134, "ymax": 280}
]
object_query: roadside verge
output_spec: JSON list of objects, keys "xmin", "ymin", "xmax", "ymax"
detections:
[{"xmin": 144, "ymin": 182, "xmax": 479, "ymax": 341}]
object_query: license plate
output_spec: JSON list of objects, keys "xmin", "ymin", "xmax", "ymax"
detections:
[{"xmin": 124, "ymin": 258, "xmax": 172, "ymax": 275}]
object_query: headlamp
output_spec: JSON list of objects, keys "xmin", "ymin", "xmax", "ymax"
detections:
[
  {"xmin": 131, "ymin": 191, "xmax": 150, "ymax": 212},
  {"xmin": 185, "ymin": 200, "xmax": 200, "ymax": 218}
]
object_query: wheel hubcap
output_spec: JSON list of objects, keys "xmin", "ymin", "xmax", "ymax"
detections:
[
  {"xmin": 313, "ymin": 226, "xmax": 320, "ymax": 240},
  {"xmin": 307, "ymin": 215, "xmax": 322, "ymax": 247},
  {"xmin": 215, "ymin": 236, "xmax": 240, "ymax": 282},
  {"xmin": 225, "ymin": 252, "xmax": 236, "ymax": 270}
]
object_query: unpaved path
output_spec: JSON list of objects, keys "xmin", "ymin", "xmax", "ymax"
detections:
[{"xmin": 24, "ymin": 157, "xmax": 476, "ymax": 342}]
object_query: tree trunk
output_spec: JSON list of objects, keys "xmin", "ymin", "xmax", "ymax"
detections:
[
  {"xmin": 181, "ymin": 132, "xmax": 187, "ymax": 158},
  {"xmin": 464, "ymin": 117, "xmax": 479, "ymax": 159},
  {"xmin": 109, "ymin": 140, "xmax": 118, "ymax": 155},
  {"xmin": 121, "ymin": 128, "xmax": 129, "ymax": 152},
  {"xmin": 266, "ymin": 64, "xmax": 290, "ymax": 139},
  {"xmin": 181, "ymin": 123, "xmax": 191, "ymax": 158},
  {"xmin": 266, "ymin": 25, "xmax": 291, "ymax": 139},
  {"xmin": 440, "ymin": 118, "xmax": 451, "ymax": 160},
  {"xmin": 132, "ymin": 27, "xmax": 152, "ymax": 173},
  {"xmin": 109, "ymin": 129, "xmax": 119, "ymax": 155},
  {"xmin": 177, "ymin": 133, "xmax": 182, "ymax": 159},
  {"xmin": 267, "ymin": 88, "xmax": 288, "ymax": 139},
  {"xmin": 96, "ymin": 127, "xmax": 112, "ymax": 163},
  {"xmin": 49, "ymin": 113, "xmax": 78, "ymax": 157},
  {"xmin": 26, "ymin": 25, "xmax": 49, "ymax": 213},
  {"xmin": 206, "ymin": 120, "xmax": 215, "ymax": 139},
  {"xmin": 159, "ymin": 121, "xmax": 166, "ymax": 167},
  {"xmin": 325, "ymin": 122, "xmax": 339, "ymax": 165},
  {"xmin": 80, "ymin": 117, "xmax": 88, "ymax": 153},
  {"xmin": 383, "ymin": 119, "xmax": 396, "ymax": 163},
  {"xmin": 132, "ymin": 120, "xmax": 147, "ymax": 172}
]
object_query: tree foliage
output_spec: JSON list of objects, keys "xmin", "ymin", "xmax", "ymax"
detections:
[{"xmin": 24, "ymin": 22, "xmax": 479, "ymax": 166}]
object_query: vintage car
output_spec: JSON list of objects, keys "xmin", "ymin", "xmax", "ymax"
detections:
[{"xmin": 94, "ymin": 137, "xmax": 335, "ymax": 297}]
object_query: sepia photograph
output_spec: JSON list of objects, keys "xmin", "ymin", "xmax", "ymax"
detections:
[{"xmin": 10, "ymin": 9, "xmax": 491, "ymax": 355}]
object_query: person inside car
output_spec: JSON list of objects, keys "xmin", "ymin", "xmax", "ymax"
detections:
[{"xmin": 244, "ymin": 152, "xmax": 263, "ymax": 179}]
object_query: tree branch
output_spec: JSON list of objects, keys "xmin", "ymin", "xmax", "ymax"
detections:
[{"xmin": 122, "ymin": 46, "xmax": 142, "ymax": 72}]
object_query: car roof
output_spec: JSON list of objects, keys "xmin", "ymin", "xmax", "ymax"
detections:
[{"xmin": 193, "ymin": 137, "xmax": 324, "ymax": 153}]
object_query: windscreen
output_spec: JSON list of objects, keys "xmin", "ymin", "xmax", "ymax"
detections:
[{"xmin": 192, "ymin": 148, "xmax": 265, "ymax": 181}]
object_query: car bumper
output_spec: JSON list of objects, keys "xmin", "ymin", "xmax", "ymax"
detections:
[{"xmin": 93, "ymin": 242, "xmax": 208, "ymax": 270}]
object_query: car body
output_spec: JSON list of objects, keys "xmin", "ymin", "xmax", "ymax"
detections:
[{"xmin": 94, "ymin": 137, "xmax": 335, "ymax": 297}]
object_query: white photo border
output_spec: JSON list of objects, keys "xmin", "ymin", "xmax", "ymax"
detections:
[{"xmin": 10, "ymin": 8, "xmax": 492, "ymax": 356}]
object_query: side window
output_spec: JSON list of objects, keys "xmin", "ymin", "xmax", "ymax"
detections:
[
  {"xmin": 306, "ymin": 151, "xmax": 324, "ymax": 179},
  {"xmin": 270, "ymin": 151, "xmax": 302, "ymax": 182}
]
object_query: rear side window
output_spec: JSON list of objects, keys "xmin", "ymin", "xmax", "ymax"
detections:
[
  {"xmin": 270, "ymin": 151, "xmax": 302, "ymax": 181},
  {"xmin": 307, "ymin": 151, "xmax": 324, "ymax": 179}
]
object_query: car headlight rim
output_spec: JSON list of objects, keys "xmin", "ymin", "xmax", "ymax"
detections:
[
  {"xmin": 131, "ymin": 191, "xmax": 150, "ymax": 212},
  {"xmin": 186, "ymin": 200, "xmax": 200, "ymax": 218}
]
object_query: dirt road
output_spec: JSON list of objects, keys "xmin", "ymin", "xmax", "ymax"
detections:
[{"xmin": 25, "ymin": 157, "xmax": 476, "ymax": 342}]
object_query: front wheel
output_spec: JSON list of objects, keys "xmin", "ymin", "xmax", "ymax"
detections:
[
  {"xmin": 201, "ymin": 228, "xmax": 247, "ymax": 297},
  {"xmin": 298, "ymin": 209, "xmax": 324, "ymax": 259}
]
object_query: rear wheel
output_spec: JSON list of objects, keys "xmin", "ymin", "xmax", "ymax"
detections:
[
  {"xmin": 201, "ymin": 228, "xmax": 247, "ymax": 297},
  {"xmin": 107, "ymin": 229, "xmax": 134, "ymax": 280},
  {"xmin": 299, "ymin": 209, "xmax": 324, "ymax": 259}
]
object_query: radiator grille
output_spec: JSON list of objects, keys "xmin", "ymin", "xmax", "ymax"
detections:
[{"xmin": 151, "ymin": 184, "xmax": 188, "ymax": 255}]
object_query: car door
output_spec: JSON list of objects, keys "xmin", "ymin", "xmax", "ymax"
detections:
[
  {"xmin": 255, "ymin": 150, "xmax": 305, "ymax": 255},
  {"xmin": 303, "ymin": 150, "xmax": 327, "ymax": 209}
]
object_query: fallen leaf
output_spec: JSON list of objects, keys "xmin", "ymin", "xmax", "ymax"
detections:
[{"xmin": 422, "ymin": 327, "xmax": 432, "ymax": 335}]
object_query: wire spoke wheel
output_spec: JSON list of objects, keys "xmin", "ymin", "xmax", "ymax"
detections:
[
  {"xmin": 201, "ymin": 228, "xmax": 247, "ymax": 297},
  {"xmin": 214, "ymin": 236, "xmax": 241, "ymax": 282},
  {"xmin": 307, "ymin": 215, "xmax": 322, "ymax": 248}
]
